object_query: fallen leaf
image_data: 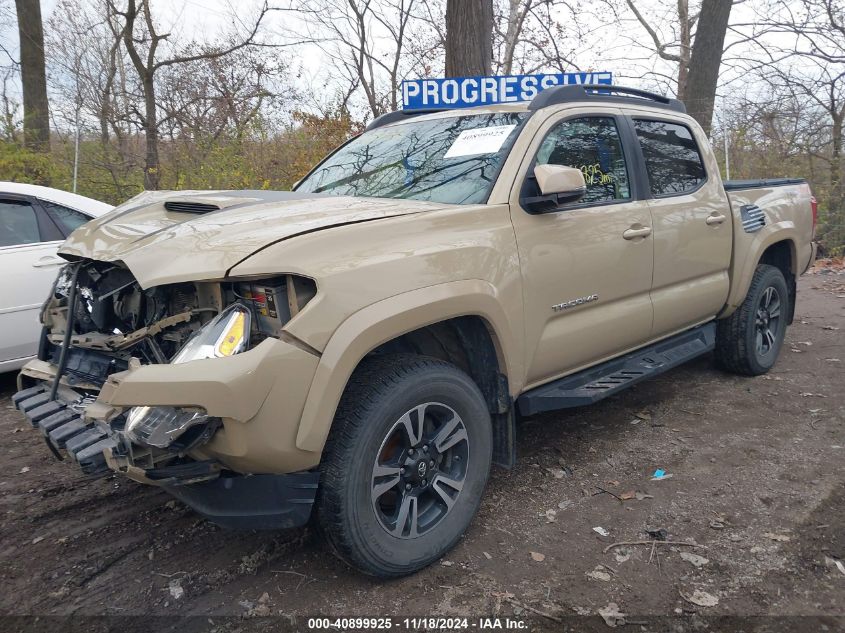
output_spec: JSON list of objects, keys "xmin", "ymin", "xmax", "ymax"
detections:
[
  {"xmin": 614, "ymin": 547, "xmax": 633, "ymax": 563},
  {"xmin": 682, "ymin": 590, "xmax": 719, "ymax": 607},
  {"xmin": 680, "ymin": 552, "xmax": 710, "ymax": 567},
  {"xmin": 763, "ymin": 532, "xmax": 791, "ymax": 542},
  {"xmin": 547, "ymin": 468, "xmax": 566, "ymax": 479},
  {"xmin": 168, "ymin": 580, "xmax": 184, "ymax": 601},
  {"xmin": 619, "ymin": 490, "xmax": 636, "ymax": 500},
  {"xmin": 19, "ymin": 466, "xmax": 29, "ymax": 474},
  {"xmin": 605, "ymin": 480, "xmax": 620, "ymax": 487},
  {"xmin": 31, "ymin": 536, "xmax": 44, "ymax": 545},
  {"xmin": 587, "ymin": 566, "xmax": 612, "ymax": 582},
  {"xmin": 530, "ymin": 551, "xmax": 545, "ymax": 562},
  {"xmin": 635, "ymin": 411, "xmax": 652, "ymax": 421},
  {"xmin": 593, "ymin": 526, "xmax": 610, "ymax": 537},
  {"xmin": 598, "ymin": 602, "xmax": 626, "ymax": 627},
  {"xmin": 482, "ymin": 551, "xmax": 492, "ymax": 560},
  {"xmin": 635, "ymin": 491, "xmax": 654, "ymax": 500},
  {"xmin": 836, "ymin": 560, "xmax": 845, "ymax": 576},
  {"xmin": 558, "ymin": 500, "xmax": 573, "ymax": 510}
]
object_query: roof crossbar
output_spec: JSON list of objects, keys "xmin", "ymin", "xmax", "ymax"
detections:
[{"xmin": 528, "ymin": 84, "xmax": 686, "ymax": 114}]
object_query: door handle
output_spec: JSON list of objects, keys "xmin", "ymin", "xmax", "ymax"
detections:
[
  {"xmin": 32, "ymin": 256, "xmax": 65, "ymax": 268},
  {"xmin": 706, "ymin": 213, "xmax": 727, "ymax": 225},
  {"xmin": 622, "ymin": 226, "xmax": 652, "ymax": 240}
]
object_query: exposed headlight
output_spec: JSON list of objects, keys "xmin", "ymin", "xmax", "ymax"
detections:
[
  {"xmin": 125, "ymin": 305, "xmax": 250, "ymax": 448},
  {"xmin": 126, "ymin": 406, "xmax": 209, "ymax": 448},
  {"xmin": 172, "ymin": 304, "xmax": 250, "ymax": 363}
]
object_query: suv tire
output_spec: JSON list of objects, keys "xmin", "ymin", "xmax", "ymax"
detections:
[
  {"xmin": 316, "ymin": 354, "xmax": 492, "ymax": 577},
  {"xmin": 715, "ymin": 264, "xmax": 790, "ymax": 376}
]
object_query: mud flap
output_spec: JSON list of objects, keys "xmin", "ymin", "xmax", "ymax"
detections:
[{"xmin": 491, "ymin": 409, "xmax": 516, "ymax": 469}]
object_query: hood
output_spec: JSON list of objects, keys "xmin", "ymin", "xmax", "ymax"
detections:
[{"xmin": 60, "ymin": 189, "xmax": 449, "ymax": 288}]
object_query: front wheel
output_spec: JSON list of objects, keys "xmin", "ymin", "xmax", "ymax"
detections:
[
  {"xmin": 715, "ymin": 264, "xmax": 790, "ymax": 376},
  {"xmin": 316, "ymin": 355, "xmax": 492, "ymax": 577}
]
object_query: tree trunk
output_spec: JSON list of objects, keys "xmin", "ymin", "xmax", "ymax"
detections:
[
  {"xmin": 676, "ymin": 0, "xmax": 691, "ymax": 100},
  {"xmin": 445, "ymin": 0, "xmax": 493, "ymax": 77},
  {"xmin": 684, "ymin": 0, "xmax": 732, "ymax": 135},
  {"xmin": 141, "ymin": 74, "xmax": 160, "ymax": 190},
  {"xmin": 14, "ymin": 0, "xmax": 50, "ymax": 154},
  {"xmin": 830, "ymin": 113, "xmax": 843, "ymax": 218}
]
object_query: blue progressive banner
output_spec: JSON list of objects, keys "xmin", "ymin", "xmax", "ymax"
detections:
[{"xmin": 401, "ymin": 72, "xmax": 613, "ymax": 110}]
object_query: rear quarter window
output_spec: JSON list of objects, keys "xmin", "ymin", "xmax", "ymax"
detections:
[
  {"xmin": 633, "ymin": 120, "xmax": 706, "ymax": 196},
  {"xmin": 41, "ymin": 200, "xmax": 91, "ymax": 236}
]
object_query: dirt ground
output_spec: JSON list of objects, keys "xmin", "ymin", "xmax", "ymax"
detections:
[{"xmin": 1, "ymin": 273, "xmax": 843, "ymax": 630}]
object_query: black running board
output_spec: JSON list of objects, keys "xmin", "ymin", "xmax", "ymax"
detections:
[{"xmin": 516, "ymin": 323, "xmax": 716, "ymax": 416}]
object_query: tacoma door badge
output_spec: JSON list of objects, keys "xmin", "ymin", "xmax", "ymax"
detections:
[{"xmin": 552, "ymin": 294, "xmax": 598, "ymax": 312}]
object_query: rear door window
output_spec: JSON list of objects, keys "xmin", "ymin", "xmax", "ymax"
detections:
[
  {"xmin": 534, "ymin": 116, "xmax": 631, "ymax": 204},
  {"xmin": 41, "ymin": 200, "xmax": 91, "ymax": 236},
  {"xmin": 0, "ymin": 200, "xmax": 41, "ymax": 247},
  {"xmin": 633, "ymin": 120, "xmax": 706, "ymax": 196}
]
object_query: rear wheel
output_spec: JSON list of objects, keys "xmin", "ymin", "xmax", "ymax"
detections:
[
  {"xmin": 715, "ymin": 264, "xmax": 790, "ymax": 376},
  {"xmin": 316, "ymin": 355, "xmax": 492, "ymax": 577}
]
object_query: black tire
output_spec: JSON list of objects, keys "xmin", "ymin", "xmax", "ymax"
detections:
[
  {"xmin": 715, "ymin": 264, "xmax": 790, "ymax": 376},
  {"xmin": 316, "ymin": 354, "xmax": 492, "ymax": 577}
]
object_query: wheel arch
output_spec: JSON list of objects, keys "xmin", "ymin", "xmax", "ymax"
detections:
[
  {"xmin": 722, "ymin": 226, "xmax": 798, "ymax": 319},
  {"xmin": 295, "ymin": 280, "xmax": 523, "ymax": 453}
]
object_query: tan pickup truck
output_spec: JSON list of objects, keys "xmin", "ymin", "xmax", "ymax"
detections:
[{"xmin": 14, "ymin": 85, "xmax": 816, "ymax": 577}]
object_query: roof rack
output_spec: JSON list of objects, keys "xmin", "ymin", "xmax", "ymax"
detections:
[
  {"xmin": 528, "ymin": 84, "xmax": 686, "ymax": 114},
  {"xmin": 365, "ymin": 108, "xmax": 448, "ymax": 131}
]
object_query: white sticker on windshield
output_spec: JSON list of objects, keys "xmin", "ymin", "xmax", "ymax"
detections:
[{"xmin": 443, "ymin": 124, "xmax": 517, "ymax": 159}]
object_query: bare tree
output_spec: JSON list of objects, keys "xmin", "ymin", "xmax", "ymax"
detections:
[
  {"xmin": 106, "ymin": 0, "xmax": 270, "ymax": 189},
  {"xmin": 744, "ymin": 0, "xmax": 845, "ymax": 225},
  {"xmin": 445, "ymin": 0, "xmax": 493, "ymax": 76},
  {"xmin": 618, "ymin": 0, "xmax": 695, "ymax": 97},
  {"xmin": 616, "ymin": 0, "xmax": 731, "ymax": 133},
  {"xmin": 684, "ymin": 0, "xmax": 732, "ymax": 134},
  {"xmin": 14, "ymin": 0, "xmax": 49, "ymax": 154},
  {"xmin": 280, "ymin": 0, "xmax": 434, "ymax": 119},
  {"xmin": 493, "ymin": 0, "xmax": 588, "ymax": 75}
]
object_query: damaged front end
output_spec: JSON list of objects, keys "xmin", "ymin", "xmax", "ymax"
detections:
[{"xmin": 15, "ymin": 258, "xmax": 321, "ymax": 528}]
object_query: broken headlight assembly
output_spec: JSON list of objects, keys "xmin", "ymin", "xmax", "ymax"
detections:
[{"xmin": 125, "ymin": 305, "xmax": 250, "ymax": 448}]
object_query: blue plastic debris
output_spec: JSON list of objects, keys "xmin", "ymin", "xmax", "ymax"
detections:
[{"xmin": 653, "ymin": 469, "xmax": 665, "ymax": 478}]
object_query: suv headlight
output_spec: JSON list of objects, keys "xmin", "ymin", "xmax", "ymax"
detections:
[
  {"xmin": 125, "ymin": 305, "xmax": 250, "ymax": 448},
  {"xmin": 172, "ymin": 304, "xmax": 250, "ymax": 363}
]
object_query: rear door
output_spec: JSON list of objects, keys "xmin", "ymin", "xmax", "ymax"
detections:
[
  {"xmin": 509, "ymin": 109, "xmax": 655, "ymax": 388},
  {"xmin": 629, "ymin": 116, "xmax": 733, "ymax": 336},
  {"xmin": 0, "ymin": 196, "xmax": 65, "ymax": 366}
]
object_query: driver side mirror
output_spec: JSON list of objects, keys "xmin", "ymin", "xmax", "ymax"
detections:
[{"xmin": 522, "ymin": 164, "xmax": 587, "ymax": 214}]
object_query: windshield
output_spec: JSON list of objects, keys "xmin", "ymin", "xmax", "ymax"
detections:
[{"xmin": 296, "ymin": 112, "xmax": 527, "ymax": 205}]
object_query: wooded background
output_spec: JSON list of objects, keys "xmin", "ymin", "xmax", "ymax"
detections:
[{"xmin": 2, "ymin": 0, "xmax": 843, "ymax": 254}]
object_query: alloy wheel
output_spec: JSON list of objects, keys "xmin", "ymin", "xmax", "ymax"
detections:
[{"xmin": 370, "ymin": 402, "xmax": 469, "ymax": 539}]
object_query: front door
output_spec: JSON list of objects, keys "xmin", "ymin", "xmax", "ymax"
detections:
[
  {"xmin": 510, "ymin": 112, "xmax": 655, "ymax": 389},
  {"xmin": 0, "ymin": 197, "xmax": 65, "ymax": 365}
]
